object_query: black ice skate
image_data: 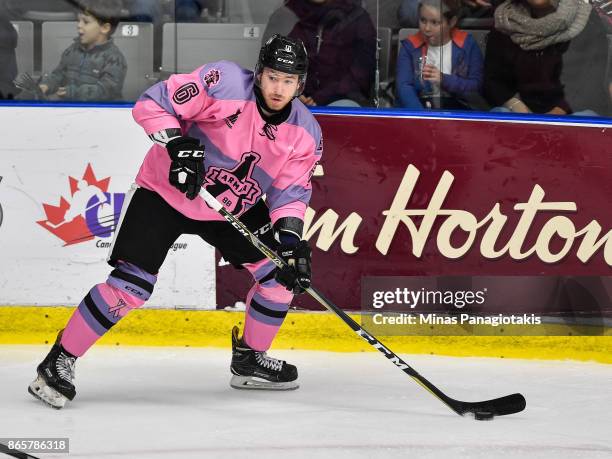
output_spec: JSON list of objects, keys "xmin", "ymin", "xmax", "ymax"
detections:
[
  {"xmin": 230, "ymin": 326, "xmax": 298, "ymax": 390},
  {"xmin": 28, "ymin": 330, "xmax": 77, "ymax": 409}
]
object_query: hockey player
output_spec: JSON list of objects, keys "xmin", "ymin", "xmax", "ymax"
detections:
[{"xmin": 28, "ymin": 34, "xmax": 322, "ymax": 409}]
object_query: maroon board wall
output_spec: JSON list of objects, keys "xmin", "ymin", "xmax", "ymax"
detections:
[{"xmin": 216, "ymin": 114, "xmax": 612, "ymax": 316}]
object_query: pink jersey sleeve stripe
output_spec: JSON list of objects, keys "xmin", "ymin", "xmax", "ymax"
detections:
[
  {"xmin": 266, "ymin": 184, "xmax": 312, "ymax": 213},
  {"xmin": 132, "ymin": 98, "xmax": 181, "ymax": 135}
]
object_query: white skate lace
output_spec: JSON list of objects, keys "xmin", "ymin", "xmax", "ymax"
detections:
[
  {"xmin": 56, "ymin": 353, "xmax": 76, "ymax": 382},
  {"xmin": 255, "ymin": 352, "xmax": 283, "ymax": 372}
]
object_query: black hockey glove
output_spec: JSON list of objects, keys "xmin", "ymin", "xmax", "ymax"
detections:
[
  {"xmin": 275, "ymin": 240, "xmax": 312, "ymax": 295},
  {"xmin": 166, "ymin": 136, "xmax": 205, "ymax": 200}
]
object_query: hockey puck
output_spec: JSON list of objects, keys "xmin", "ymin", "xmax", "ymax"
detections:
[{"xmin": 474, "ymin": 411, "xmax": 495, "ymax": 421}]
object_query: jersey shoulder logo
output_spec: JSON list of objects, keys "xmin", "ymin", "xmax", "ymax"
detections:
[
  {"xmin": 203, "ymin": 68, "xmax": 221, "ymax": 88},
  {"xmin": 204, "ymin": 152, "xmax": 262, "ymax": 216}
]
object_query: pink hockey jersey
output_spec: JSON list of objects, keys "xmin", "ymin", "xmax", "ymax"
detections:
[{"xmin": 132, "ymin": 60, "xmax": 322, "ymax": 225}]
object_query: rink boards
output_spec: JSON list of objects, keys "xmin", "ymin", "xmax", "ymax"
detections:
[
  {"xmin": 1, "ymin": 306, "xmax": 611, "ymax": 363},
  {"xmin": 0, "ymin": 105, "xmax": 611, "ymax": 362}
]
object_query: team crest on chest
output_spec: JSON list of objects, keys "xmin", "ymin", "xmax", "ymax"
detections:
[
  {"xmin": 203, "ymin": 68, "xmax": 220, "ymax": 88},
  {"xmin": 204, "ymin": 152, "xmax": 263, "ymax": 215}
]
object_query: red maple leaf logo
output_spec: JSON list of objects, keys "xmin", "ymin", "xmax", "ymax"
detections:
[{"xmin": 37, "ymin": 164, "xmax": 111, "ymax": 246}]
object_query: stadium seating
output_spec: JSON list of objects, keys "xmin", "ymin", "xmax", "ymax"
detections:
[
  {"xmin": 161, "ymin": 23, "xmax": 265, "ymax": 75},
  {"xmin": 11, "ymin": 21, "xmax": 34, "ymax": 75}
]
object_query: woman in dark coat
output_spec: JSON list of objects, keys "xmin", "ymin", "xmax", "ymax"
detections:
[{"xmin": 484, "ymin": 0, "xmax": 606, "ymax": 115}]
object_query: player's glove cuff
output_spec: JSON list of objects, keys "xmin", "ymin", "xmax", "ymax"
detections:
[{"xmin": 275, "ymin": 240, "xmax": 311, "ymax": 295}]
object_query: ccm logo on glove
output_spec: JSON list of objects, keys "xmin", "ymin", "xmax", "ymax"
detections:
[
  {"xmin": 178, "ymin": 149, "xmax": 204, "ymax": 158},
  {"xmin": 166, "ymin": 136, "xmax": 206, "ymax": 200}
]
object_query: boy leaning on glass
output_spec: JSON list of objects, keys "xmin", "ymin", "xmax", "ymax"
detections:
[{"xmin": 16, "ymin": 0, "xmax": 127, "ymax": 102}]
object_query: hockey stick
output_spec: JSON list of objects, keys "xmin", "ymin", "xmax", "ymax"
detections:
[
  {"xmin": 0, "ymin": 442, "xmax": 41, "ymax": 459},
  {"xmin": 200, "ymin": 188, "xmax": 526, "ymax": 419}
]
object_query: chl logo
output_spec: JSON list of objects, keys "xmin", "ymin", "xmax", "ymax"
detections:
[
  {"xmin": 204, "ymin": 152, "xmax": 262, "ymax": 216},
  {"xmin": 37, "ymin": 164, "xmax": 124, "ymax": 246}
]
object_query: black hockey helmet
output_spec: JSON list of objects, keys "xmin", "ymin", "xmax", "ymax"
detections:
[{"xmin": 255, "ymin": 34, "xmax": 308, "ymax": 97}]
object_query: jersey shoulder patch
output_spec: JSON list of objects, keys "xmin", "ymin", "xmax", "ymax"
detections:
[
  {"xmin": 197, "ymin": 61, "xmax": 253, "ymax": 101},
  {"xmin": 202, "ymin": 68, "xmax": 221, "ymax": 88}
]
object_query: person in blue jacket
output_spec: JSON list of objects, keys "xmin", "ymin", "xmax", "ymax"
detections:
[{"xmin": 396, "ymin": 0, "xmax": 484, "ymax": 110}]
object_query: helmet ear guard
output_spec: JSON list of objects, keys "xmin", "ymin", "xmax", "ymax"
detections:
[{"xmin": 255, "ymin": 34, "xmax": 308, "ymax": 98}]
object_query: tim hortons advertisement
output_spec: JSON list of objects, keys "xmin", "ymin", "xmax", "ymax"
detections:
[{"xmin": 216, "ymin": 114, "xmax": 612, "ymax": 324}]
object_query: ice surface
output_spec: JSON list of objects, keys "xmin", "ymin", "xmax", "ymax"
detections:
[{"xmin": 1, "ymin": 345, "xmax": 611, "ymax": 458}]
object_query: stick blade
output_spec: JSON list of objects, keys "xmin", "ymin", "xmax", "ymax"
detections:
[{"xmin": 455, "ymin": 393, "xmax": 526, "ymax": 417}]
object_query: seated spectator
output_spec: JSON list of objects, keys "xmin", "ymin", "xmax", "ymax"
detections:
[
  {"xmin": 0, "ymin": 6, "xmax": 18, "ymax": 99},
  {"xmin": 18, "ymin": 0, "xmax": 127, "ymax": 102},
  {"xmin": 484, "ymin": 0, "xmax": 594, "ymax": 115},
  {"xmin": 396, "ymin": 0, "xmax": 484, "ymax": 110},
  {"xmin": 561, "ymin": 3, "xmax": 610, "ymax": 116},
  {"xmin": 263, "ymin": 0, "xmax": 376, "ymax": 107}
]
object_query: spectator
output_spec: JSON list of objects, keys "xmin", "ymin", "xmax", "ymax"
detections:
[
  {"xmin": 31, "ymin": 0, "xmax": 127, "ymax": 102},
  {"xmin": 263, "ymin": 0, "xmax": 376, "ymax": 107},
  {"xmin": 561, "ymin": 4, "xmax": 610, "ymax": 116},
  {"xmin": 0, "ymin": 4, "xmax": 18, "ymax": 99},
  {"xmin": 396, "ymin": 0, "xmax": 484, "ymax": 109},
  {"xmin": 484, "ymin": 0, "xmax": 593, "ymax": 115}
]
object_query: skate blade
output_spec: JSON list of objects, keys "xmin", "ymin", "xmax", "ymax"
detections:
[
  {"xmin": 230, "ymin": 375, "xmax": 299, "ymax": 391},
  {"xmin": 28, "ymin": 375, "xmax": 68, "ymax": 409}
]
